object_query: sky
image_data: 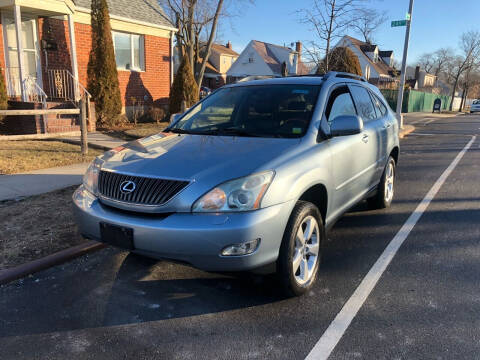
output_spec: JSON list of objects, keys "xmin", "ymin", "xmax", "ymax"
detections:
[{"xmin": 219, "ymin": 0, "xmax": 480, "ymax": 65}]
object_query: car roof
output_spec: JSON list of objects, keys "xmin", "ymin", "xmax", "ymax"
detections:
[{"xmin": 225, "ymin": 72, "xmax": 370, "ymax": 89}]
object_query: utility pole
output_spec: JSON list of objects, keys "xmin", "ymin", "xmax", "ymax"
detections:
[{"xmin": 396, "ymin": 0, "xmax": 414, "ymax": 129}]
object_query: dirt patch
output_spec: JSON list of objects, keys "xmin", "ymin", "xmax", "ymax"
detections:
[
  {"xmin": 0, "ymin": 140, "xmax": 102, "ymax": 174},
  {"xmin": 0, "ymin": 186, "xmax": 87, "ymax": 270}
]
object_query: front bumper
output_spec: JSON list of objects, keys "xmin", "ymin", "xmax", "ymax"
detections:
[{"xmin": 73, "ymin": 186, "xmax": 295, "ymax": 271}]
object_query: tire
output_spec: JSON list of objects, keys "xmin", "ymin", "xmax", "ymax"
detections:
[
  {"xmin": 277, "ymin": 201, "xmax": 324, "ymax": 297},
  {"xmin": 368, "ymin": 156, "xmax": 396, "ymax": 209}
]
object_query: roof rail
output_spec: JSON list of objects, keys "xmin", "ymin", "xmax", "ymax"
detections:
[
  {"xmin": 238, "ymin": 75, "xmax": 281, "ymax": 82},
  {"xmin": 323, "ymin": 71, "xmax": 367, "ymax": 82}
]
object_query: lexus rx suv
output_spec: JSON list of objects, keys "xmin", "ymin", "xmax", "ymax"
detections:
[{"xmin": 73, "ymin": 72, "xmax": 399, "ymax": 296}]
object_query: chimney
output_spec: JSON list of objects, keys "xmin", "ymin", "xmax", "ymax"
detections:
[
  {"xmin": 226, "ymin": 41, "xmax": 232, "ymax": 49},
  {"xmin": 415, "ymin": 65, "xmax": 420, "ymax": 80},
  {"xmin": 295, "ymin": 41, "xmax": 302, "ymax": 61}
]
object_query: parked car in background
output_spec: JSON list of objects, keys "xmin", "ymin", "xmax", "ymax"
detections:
[
  {"xmin": 200, "ymin": 86, "xmax": 212, "ymax": 99},
  {"xmin": 470, "ymin": 99, "xmax": 480, "ymax": 113},
  {"xmin": 73, "ymin": 72, "xmax": 399, "ymax": 297}
]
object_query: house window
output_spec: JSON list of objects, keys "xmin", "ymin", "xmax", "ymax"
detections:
[{"xmin": 112, "ymin": 31, "xmax": 145, "ymax": 71}]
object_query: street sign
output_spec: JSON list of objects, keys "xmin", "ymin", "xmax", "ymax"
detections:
[{"xmin": 391, "ymin": 20, "xmax": 407, "ymax": 27}]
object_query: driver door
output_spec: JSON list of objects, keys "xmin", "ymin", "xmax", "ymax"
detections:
[{"xmin": 325, "ymin": 85, "xmax": 372, "ymax": 217}]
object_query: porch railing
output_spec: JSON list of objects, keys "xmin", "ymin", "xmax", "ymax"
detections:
[
  {"xmin": 46, "ymin": 69, "xmax": 91, "ymax": 103},
  {"xmin": 23, "ymin": 76, "xmax": 48, "ymax": 108},
  {"xmin": 4, "ymin": 67, "xmax": 48, "ymax": 108}
]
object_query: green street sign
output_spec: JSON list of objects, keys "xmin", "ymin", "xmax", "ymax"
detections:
[{"xmin": 391, "ymin": 20, "xmax": 407, "ymax": 27}]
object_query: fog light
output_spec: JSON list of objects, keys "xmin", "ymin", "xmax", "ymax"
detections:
[{"xmin": 221, "ymin": 238, "xmax": 260, "ymax": 256}]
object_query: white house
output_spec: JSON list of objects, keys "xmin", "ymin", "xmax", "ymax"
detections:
[
  {"xmin": 334, "ymin": 36, "xmax": 398, "ymax": 87},
  {"xmin": 227, "ymin": 40, "xmax": 308, "ymax": 81}
]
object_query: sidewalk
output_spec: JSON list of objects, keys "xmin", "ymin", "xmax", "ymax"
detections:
[
  {"xmin": 403, "ymin": 112, "xmax": 460, "ymax": 125},
  {"xmin": 0, "ymin": 163, "xmax": 89, "ymax": 201},
  {"xmin": 56, "ymin": 132, "xmax": 127, "ymax": 151},
  {"xmin": 398, "ymin": 112, "xmax": 462, "ymax": 138}
]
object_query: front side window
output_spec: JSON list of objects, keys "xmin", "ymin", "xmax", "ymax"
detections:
[
  {"xmin": 325, "ymin": 86, "xmax": 357, "ymax": 122},
  {"xmin": 349, "ymin": 85, "xmax": 377, "ymax": 122},
  {"xmin": 169, "ymin": 84, "xmax": 321, "ymax": 138},
  {"xmin": 113, "ymin": 31, "xmax": 145, "ymax": 71}
]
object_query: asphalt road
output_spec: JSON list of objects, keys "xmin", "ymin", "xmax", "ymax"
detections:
[{"xmin": 1, "ymin": 114, "xmax": 479, "ymax": 360}]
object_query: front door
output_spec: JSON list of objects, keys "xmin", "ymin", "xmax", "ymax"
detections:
[{"xmin": 2, "ymin": 14, "xmax": 41, "ymax": 97}]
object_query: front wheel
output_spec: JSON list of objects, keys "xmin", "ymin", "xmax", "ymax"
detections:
[
  {"xmin": 277, "ymin": 201, "xmax": 324, "ymax": 297},
  {"xmin": 368, "ymin": 156, "xmax": 396, "ymax": 209}
]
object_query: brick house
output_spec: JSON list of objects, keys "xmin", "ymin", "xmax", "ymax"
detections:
[{"xmin": 0, "ymin": 0, "xmax": 176, "ymax": 134}]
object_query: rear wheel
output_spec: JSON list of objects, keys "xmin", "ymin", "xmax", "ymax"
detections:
[
  {"xmin": 277, "ymin": 201, "xmax": 324, "ymax": 297},
  {"xmin": 368, "ymin": 156, "xmax": 396, "ymax": 209}
]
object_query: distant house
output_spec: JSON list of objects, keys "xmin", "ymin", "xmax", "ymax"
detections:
[
  {"xmin": 200, "ymin": 42, "xmax": 239, "ymax": 89},
  {"xmin": 226, "ymin": 40, "xmax": 309, "ymax": 81},
  {"xmin": 406, "ymin": 66, "xmax": 437, "ymax": 90},
  {"xmin": 333, "ymin": 36, "xmax": 399, "ymax": 88}
]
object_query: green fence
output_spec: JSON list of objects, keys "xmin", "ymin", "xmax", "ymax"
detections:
[{"xmin": 380, "ymin": 89, "xmax": 452, "ymax": 113}]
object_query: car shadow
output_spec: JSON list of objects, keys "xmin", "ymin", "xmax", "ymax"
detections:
[{"xmin": 100, "ymin": 253, "xmax": 285, "ymax": 327}]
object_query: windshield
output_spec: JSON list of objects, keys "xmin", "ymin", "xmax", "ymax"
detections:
[
  {"xmin": 169, "ymin": 84, "xmax": 321, "ymax": 138},
  {"xmin": 473, "ymin": 100, "xmax": 480, "ymax": 104}
]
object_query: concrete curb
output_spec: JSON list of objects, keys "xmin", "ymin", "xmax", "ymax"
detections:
[
  {"xmin": 399, "ymin": 125, "xmax": 415, "ymax": 139},
  {"xmin": 0, "ymin": 241, "xmax": 106, "ymax": 285}
]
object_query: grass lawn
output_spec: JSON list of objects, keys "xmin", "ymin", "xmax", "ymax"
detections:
[
  {"xmin": 0, "ymin": 186, "xmax": 86, "ymax": 270},
  {"xmin": 102, "ymin": 122, "xmax": 168, "ymax": 142},
  {"xmin": 0, "ymin": 140, "xmax": 103, "ymax": 174}
]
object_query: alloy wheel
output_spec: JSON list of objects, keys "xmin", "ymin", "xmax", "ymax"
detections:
[
  {"xmin": 384, "ymin": 162, "xmax": 395, "ymax": 203},
  {"xmin": 292, "ymin": 216, "xmax": 320, "ymax": 285}
]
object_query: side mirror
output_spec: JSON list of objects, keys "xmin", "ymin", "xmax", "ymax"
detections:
[
  {"xmin": 330, "ymin": 115, "xmax": 363, "ymax": 137},
  {"xmin": 169, "ymin": 113, "xmax": 182, "ymax": 125}
]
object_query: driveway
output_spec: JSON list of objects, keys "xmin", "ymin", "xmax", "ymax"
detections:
[{"xmin": 1, "ymin": 114, "xmax": 479, "ymax": 359}]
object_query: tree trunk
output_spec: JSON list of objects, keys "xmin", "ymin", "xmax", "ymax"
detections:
[
  {"xmin": 186, "ymin": 1, "xmax": 196, "ymax": 70},
  {"xmin": 196, "ymin": 0, "xmax": 224, "ymax": 87},
  {"xmin": 325, "ymin": 0, "xmax": 336, "ymax": 72},
  {"xmin": 449, "ymin": 76, "xmax": 459, "ymax": 111}
]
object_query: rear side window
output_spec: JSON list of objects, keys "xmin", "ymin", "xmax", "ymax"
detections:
[
  {"xmin": 370, "ymin": 92, "xmax": 388, "ymax": 118},
  {"xmin": 325, "ymin": 86, "xmax": 357, "ymax": 122},
  {"xmin": 349, "ymin": 85, "xmax": 377, "ymax": 122}
]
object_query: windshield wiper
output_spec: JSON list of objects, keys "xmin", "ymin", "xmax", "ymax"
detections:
[{"xmin": 166, "ymin": 128, "xmax": 194, "ymax": 135}]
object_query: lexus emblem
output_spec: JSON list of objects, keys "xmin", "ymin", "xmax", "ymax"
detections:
[{"xmin": 120, "ymin": 180, "xmax": 136, "ymax": 194}]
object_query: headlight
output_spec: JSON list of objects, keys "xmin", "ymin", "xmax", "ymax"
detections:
[
  {"xmin": 192, "ymin": 171, "xmax": 274, "ymax": 212},
  {"xmin": 83, "ymin": 157, "xmax": 102, "ymax": 195}
]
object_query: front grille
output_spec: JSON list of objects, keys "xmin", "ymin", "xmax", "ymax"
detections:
[{"xmin": 98, "ymin": 171, "xmax": 190, "ymax": 206}]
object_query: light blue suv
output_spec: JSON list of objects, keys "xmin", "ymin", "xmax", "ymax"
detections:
[{"xmin": 73, "ymin": 72, "xmax": 399, "ymax": 296}]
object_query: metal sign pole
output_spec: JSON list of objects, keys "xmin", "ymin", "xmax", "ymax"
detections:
[{"xmin": 395, "ymin": 0, "xmax": 415, "ymax": 129}]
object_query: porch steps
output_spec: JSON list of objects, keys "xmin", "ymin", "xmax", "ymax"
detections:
[{"xmin": 45, "ymin": 102, "xmax": 80, "ymax": 133}]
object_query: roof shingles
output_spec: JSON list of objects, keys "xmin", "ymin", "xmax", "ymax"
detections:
[{"xmin": 74, "ymin": 0, "xmax": 175, "ymax": 28}]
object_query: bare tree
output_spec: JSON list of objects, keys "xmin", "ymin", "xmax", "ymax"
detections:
[
  {"xmin": 162, "ymin": 0, "xmax": 226, "ymax": 87},
  {"xmin": 417, "ymin": 48, "xmax": 454, "ymax": 78},
  {"xmin": 447, "ymin": 31, "xmax": 480, "ymax": 110},
  {"xmin": 297, "ymin": 0, "xmax": 364, "ymax": 72},
  {"xmin": 351, "ymin": 8, "xmax": 387, "ymax": 44}
]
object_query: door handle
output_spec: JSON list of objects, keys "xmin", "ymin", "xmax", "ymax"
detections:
[
  {"xmin": 362, "ymin": 134, "xmax": 369, "ymax": 143},
  {"xmin": 384, "ymin": 123, "xmax": 392, "ymax": 129}
]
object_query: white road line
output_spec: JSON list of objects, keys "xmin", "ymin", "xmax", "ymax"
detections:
[
  {"xmin": 424, "ymin": 119, "xmax": 436, "ymax": 125},
  {"xmin": 305, "ymin": 135, "xmax": 477, "ymax": 360}
]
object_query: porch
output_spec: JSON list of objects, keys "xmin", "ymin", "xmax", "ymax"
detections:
[{"xmin": 0, "ymin": 0, "xmax": 93, "ymax": 134}]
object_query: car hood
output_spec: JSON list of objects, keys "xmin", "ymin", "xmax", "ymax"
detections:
[{"xmin": 100, "ymin": 133, "xmax": 301, "ymax": 183}]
